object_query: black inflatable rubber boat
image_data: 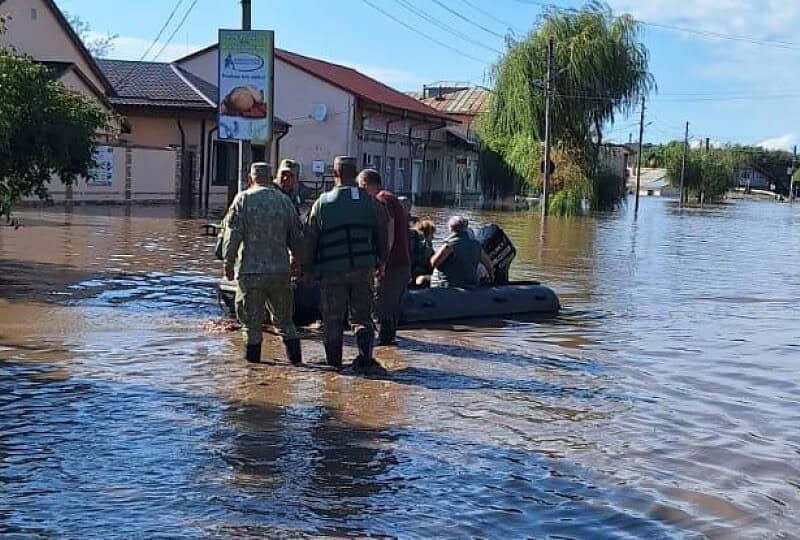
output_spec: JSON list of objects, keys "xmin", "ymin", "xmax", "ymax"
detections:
[{"xmin": 218, "ymin": 279, "xmax": 559, "ymax": 325}]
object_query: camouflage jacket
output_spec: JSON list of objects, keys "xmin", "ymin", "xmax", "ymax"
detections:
[{"xmin": 223, "ymin": 183, "xmax": 303, "ymax": 276}]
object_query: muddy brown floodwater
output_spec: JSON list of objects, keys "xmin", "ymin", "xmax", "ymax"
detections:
[{"xmin": 1, "ymin": 199, "xmax": 799, "ymax": 538}]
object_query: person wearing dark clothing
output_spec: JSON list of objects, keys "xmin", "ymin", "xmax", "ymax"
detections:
[
  {"xmin": 304, "ymin": 157, "xmax": 390, "ymax": 373},
  {"xmin": 410, "ymin": 219, "xmax": 435, "ymax": 282},
  {"xmin": 357, "ymin": 168, "xmax": 411, "ymax": 346}
]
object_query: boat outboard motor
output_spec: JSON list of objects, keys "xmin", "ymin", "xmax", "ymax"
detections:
[{"xmin": 474, "ymin": 224, "xmax": 516, "ymax": 285}]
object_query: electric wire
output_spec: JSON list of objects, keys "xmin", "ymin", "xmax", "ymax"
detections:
[
  {"xmin": 114, "ymin": 0, "xmax": 184, "ymax": 89},
  {"xmin": 391, "ymin": 0, "xmax": 503, "ymax": 54},
  {"xmin": 360, "ymin": 0, "xmax": 493, "ymax": 64},
  {"xmin": 431, "ymin": 0, "xmax": 507, "ymax": 39},
  {"xmin": 509, "ymin": 0, "xmax": 800, "ymax": 51},
  {"xmin": 459, "ymin": 0, "xmax": 525, "ymax": 33},
  {"xmin": 152, "ymin": 0, "xmax": 200, "ymax": 61}
]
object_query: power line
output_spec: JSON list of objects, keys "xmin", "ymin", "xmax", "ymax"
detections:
[
  {"xmin": 152, "ymin": 0, "xmax": 200, "ymax": 61},
  {"xmin": 459, "ymin": 0, "xmax": 525, "ymax": 34},
  {"xmin": 392, "ymin": 0, "xmax": 502, "ymax": 55},
  {"xmin": 509, "ymin": 0, "xmax": 800, "ymax": 52},
  {"xmin": 431, "ymin": 0, "xmax": 507, "ymax": 39},
  {"xmin": 360, "ymin": 0, "xmax": 492, "ymax": 64},
  {"xmin": 114, "ymin": 0, "xmax": 184, "ymax": 89}
]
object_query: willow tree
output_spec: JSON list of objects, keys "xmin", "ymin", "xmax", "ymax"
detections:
[{"xmin": 478, "ymin": 1, "xmax": 655, "ymax": 210}]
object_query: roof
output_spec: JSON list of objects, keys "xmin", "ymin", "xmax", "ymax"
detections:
[
  {"xmin": 412, "ymin": 86, "xmax": 492, "ymax": 116},
  {"xmin": 41, "ymin": 61, "xmax": 110, "ymax": 106},
  {"xmin": 97, "ymin": 59, "xmax": 215, "ymax": 110},
  {"xmin": 96, "ymin": 59, "xmax": 288, "ymax": 126},
  {"xmin": 177, "ymin": 44, "xmax": 452, "ymax": 123},
  {"xmin": 0, "ymin": 0, "xmax": 114, "ymax": 93},
  {"xmin": 628, "ymin": 168, "xmax": 670, "ymax": 189}
]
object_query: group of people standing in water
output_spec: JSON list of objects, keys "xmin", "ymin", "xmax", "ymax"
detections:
[{"xmin": 219, "ymin": 156, "xmax": 510, "ymax": 374}]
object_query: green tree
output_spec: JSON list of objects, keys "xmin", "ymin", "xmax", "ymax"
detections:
[
  {"xmin": 0, "ymin": 45, "xmax": 111, "ymax": 218},
  {"xmin": 666, "ymin": 148, "xmax": 737, "ymax": 203},
  {"xmin": 477, "ymin": 1, "xmax": 654, "ymax": 213}
]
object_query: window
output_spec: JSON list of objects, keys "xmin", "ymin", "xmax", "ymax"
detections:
[
  {"xmin": 373, "ymin": 156, "xmax": 382, "ymax": 174},
  {"xmin": 214, "ymin": 142, "xmax": 237, "ymax": 187},
  {"xmin": 399, "ymin": 158, "xmax": 409, "ymax": 172},
  {"xmin": 252, "ymin": 144, "xmax": 266, "ymax": 163},
  {"xmin": 31, "ymin": 8, "xmax": 37, "ymax": 19}
]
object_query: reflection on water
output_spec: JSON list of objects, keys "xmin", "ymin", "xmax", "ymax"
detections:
[{"xmin": 1, "ymin": 200, "xmax": 799, "ymax": 538}]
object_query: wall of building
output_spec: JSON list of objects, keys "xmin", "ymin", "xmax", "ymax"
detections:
[
  {"xmin": 42, "ymin": 145, "xmax": 178, "ymax": 204},
  {"xmin": 0, "ymin": 0, "xmax": 107, "ymax": 94},
  {"xmin": 179, "ymin": 49, "xmax": 355, "ymax": 185}
]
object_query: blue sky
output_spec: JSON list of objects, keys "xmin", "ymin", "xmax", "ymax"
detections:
[{"xmin": 57, "ymin": 0, "xmax": 800, "ymax": 150}]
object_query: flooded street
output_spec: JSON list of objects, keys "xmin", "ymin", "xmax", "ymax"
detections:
[{"xmin": 1, "ymin": 199, "xmax": 799, "ymax": 538}]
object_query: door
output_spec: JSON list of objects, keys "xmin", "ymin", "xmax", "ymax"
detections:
[{"xmin": 411, "ymin": 159, "xmax": 422, "ymax": 204}]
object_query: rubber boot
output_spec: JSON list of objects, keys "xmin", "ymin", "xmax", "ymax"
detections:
[
  {"xmin": 354, "ymin": 330, "xmax": 386, "ymax": 375},
  {"xmin": 377, "ymin": 320, "xmax": 396, "ymax": 346},
  {"xmin": 245, "ymin": 343, "xmax": 261, "ymax": 363},
  {"xmin": 283, "ymin": 338, "xmax": 302, "ymax": 366},
  {"xmin": 324, "ymin": 340, "xmax": 343, "ymax": 369}
]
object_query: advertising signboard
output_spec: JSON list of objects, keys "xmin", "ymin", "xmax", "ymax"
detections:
[
  {"xmin": 218, "ymin": 29, "xmax": 274, "ymax": 142},
  {"xmin": 87, "ymin": 145, "xmax": 113, "ymax": 186}
]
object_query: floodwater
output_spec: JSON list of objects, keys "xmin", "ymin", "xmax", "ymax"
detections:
[{"xmin": 1, "ymin": 199, "xmax": 799, "ymax": 538}]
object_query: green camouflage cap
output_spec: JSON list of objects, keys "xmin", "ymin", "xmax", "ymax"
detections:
[
  {"xmin": 278, "ymin": 158, "xmax": 299, "ymax": 174},
  {"xmin": 250, "ymin": 162, "xmax": 271, "ymax": 180}
]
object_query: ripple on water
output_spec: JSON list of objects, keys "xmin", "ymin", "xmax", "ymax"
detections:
[{"xmin": 1, "ymin": 202, "xmax": 800, "ymax": 537}]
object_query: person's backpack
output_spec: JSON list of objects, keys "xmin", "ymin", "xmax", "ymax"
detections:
[{"xmin": 474, "ymin": 224, "xmax": 516, "ymax": 284}]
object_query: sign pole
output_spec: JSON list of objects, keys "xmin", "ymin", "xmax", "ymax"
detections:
[{"xmin": 239, "ymin": 0, "xmax": 252, "ymax": 195}]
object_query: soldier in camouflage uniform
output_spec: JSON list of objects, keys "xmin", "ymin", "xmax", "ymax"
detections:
[
  {"xmin": 223, "ymin": 162, "xmax": 304, "ymax": 364},
  {"xmin": 304, "ymin": 156, "xmax": 389, "ymax": 371}
]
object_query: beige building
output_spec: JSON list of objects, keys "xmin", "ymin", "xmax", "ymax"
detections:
[
  {"xmin": 409, "ymin": 83, "xmax": 492, "ymax": 206},
  {"xmin": 2, "ymin": 0, "xmax": 457, "ymax": 209},
  {"xmin": 176, "ymin": 45, "xmax": 453, "ymax": 205}
]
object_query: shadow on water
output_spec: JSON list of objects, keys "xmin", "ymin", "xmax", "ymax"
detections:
[
  {"xmin": 0, "ymin": 259, "xmax": 90, "ymax": 304},
  {"xmin": 397, "ymin": 335, "xmax": 607, "ymax": 374},
  {"xmin": 0, "ymin": 358, "xmax": 692, "ymax": 539}
]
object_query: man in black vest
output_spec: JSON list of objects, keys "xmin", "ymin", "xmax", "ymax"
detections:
[{"xmin": 304, "ymin": 156, "xmax": 390, "ymax": 372}]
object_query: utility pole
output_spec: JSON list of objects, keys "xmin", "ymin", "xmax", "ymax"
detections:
[
  {"xmin": 791, "ymin": 145, "xmax": 797, "ymax": 203},
  {"xmin": 238, "ymin": 0, "xmax": 253, "ymax": 194},
  {"xmin": 541, "ymin": 36, "xmax": 554, "ymax": 220},
  {"xmin": 679, "ymin": 121, "xmax": 689, "ymax": 208},
  {"xmin": 634, "ymin": 95, "xmax": 645, "ymax": 216}
]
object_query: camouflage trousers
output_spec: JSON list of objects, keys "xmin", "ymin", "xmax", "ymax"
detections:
[
  {"xmin": 235, "ymin": 272, "xmax": 298, "ymax": 345},
  {"xmin": 320, "ymin": 269, "xmax": 374, "ymax": 345},
  {"xmin": 375, "ymin": 264, "xmax": 411, "ymax": 325}
]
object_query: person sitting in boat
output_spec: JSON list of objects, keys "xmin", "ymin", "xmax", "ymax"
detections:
[
  {"xmin": 410, "ymin": 219, "xmax": 436, "ymax": 286},
  {"xmin": 430, "ymin": 216, "xmax": 494, "ymax": 288}
]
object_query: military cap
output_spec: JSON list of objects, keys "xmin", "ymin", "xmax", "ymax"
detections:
[
  {"xmin": 278, "ymin": 158, "xmax": 299, "ymax": 174},
  {"xmin": 333, "ymin": 156, "xmax": 356, "ymax": 168},
  {"xmin": 250, "ymin": 162, "xmax": 271, "ymax": 180}
]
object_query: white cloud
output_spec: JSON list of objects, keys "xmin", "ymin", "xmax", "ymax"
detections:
[
  {"xmin": 93, "ymin": 33, "xmax": 203, "ymax": 62},
  {"xmin": 606, "ymin": 0, "xmax": 800, "ymax": 40},
  {"xmin": 330, "ymin": 58, "xmax": 429, "ymax": 91},
  {"xmin": 755, "ymin": 133, "xmax": 795, "ymax": 151}
]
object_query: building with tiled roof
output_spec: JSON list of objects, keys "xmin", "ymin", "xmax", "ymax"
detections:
[
  {"xmin": 406, "ymin": 83, "xmax": 494, "ymax": 205},
  {"xmin": 177, "ymin": 44, "xmax": 456, "ymax": 203}
]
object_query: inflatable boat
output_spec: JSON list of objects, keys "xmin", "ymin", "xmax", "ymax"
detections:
[{"xmin": 217, "ymin": 279, "xmax": 560, "ymax": 325}]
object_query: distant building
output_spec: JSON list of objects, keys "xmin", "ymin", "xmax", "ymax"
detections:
[
  {"xmin": 735, "ymin": 165, "xmax": 775, "ymax": 192},
  {"xmin": 626, "ymin": 168, "xmax": 678, "ymax": 197},
  {"xmin": 408, "ymin": 82, "xmax": 492, "ymax": 205}
]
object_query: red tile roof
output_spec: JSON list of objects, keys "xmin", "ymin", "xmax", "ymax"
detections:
[{"xmin": 177, "ymin": 44, "xmax": 451, "ymax": 123}]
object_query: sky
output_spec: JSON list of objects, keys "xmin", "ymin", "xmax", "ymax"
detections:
[{"xmin": 56, "ymin": 0, "xmax": 800, "ymax": 151}]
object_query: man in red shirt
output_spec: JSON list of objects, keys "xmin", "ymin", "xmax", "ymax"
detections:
[{"xmin": 357, "ymin": 168, "xmax": 411, "ymax": 345}]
